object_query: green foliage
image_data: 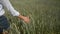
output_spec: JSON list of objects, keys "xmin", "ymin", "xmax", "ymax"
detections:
[{"xmin": 5, "ymin": 0, "xmax": 60, "ymax": 34}]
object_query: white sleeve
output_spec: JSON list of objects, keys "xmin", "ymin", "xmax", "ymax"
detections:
[{"xmin": 1, "ymin": 0, "xmax": 20, "ymax": 16}]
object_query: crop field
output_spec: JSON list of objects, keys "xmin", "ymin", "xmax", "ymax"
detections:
[{"xmin": 4, "ymin": 0, "xmax": 60, "ymax": 34}]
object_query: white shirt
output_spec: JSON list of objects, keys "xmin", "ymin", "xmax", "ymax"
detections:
[{"xmin": 0, "ymin": 0, "xmax": 20, "ymax": 16}]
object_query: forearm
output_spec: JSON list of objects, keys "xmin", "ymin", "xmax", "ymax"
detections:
[{"xmin": 2, "ymin": 0, "xmax": 20, "ymax": 16}]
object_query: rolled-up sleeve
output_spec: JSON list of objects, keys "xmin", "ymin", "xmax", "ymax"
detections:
[{"xmin": 1, "ymin": 0, "xmax": 20, "ymax": 16}]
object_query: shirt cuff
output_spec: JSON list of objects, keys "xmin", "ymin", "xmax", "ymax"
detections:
[{"xmin": 11, "ymin": 10, "xmax": 20, "ymax": 16}]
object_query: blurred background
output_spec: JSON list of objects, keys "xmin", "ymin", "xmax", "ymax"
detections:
[{"xmin": 5, "ymin": 0, "xmax": 60, "ymax": 34}]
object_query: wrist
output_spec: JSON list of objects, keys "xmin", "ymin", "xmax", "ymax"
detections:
[{"xmin": 18, "ymin": 15, "xmax": 24, "ymax": 20}]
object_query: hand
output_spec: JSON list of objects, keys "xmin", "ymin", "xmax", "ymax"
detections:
[
  {"xmin": 22, "ymin": 16, "xmax": 30, "ymax": 23},
  {"xmin": 18, "ymin": 15, "xmax": 30, "ymax": 23}
]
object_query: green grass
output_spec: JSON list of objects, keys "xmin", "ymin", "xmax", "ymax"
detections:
[{"xmin": 5, "ymin": 0, "xmax": 60, "ymax": 34}]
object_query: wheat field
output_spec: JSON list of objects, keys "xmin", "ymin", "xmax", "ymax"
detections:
[{"xmin": 4, "ymin": 0, "xmax": 60, "ymax": 34}]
